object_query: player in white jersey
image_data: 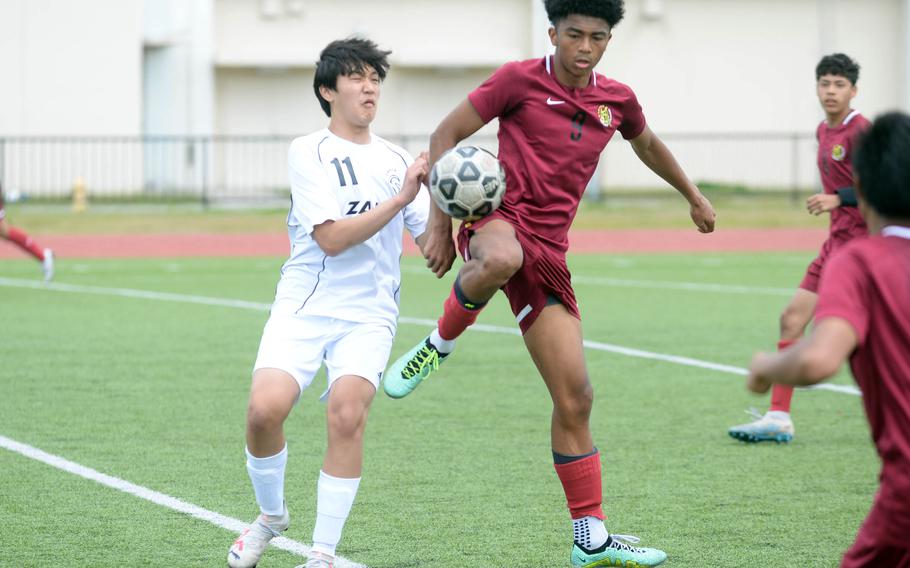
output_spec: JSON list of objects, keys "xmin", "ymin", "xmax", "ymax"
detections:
[{"xmin": 227, "ymin": 38, "xmax": 431, "ymax": 568}]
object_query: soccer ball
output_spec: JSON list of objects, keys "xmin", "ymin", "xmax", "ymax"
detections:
[{"xmin": 429, "ymin": 146, "xmax": 506, "ymax": 221}]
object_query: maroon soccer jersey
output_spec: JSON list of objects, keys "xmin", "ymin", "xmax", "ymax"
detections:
[
  {"xmin": 815, "ymin": 227, "xmax": 910, "ymax": 548},
  {"xmin": 817, "ymin": 111, "xmax": 870, "ymax": 239},
  {"xmin": 468, "ymin": 56, "xmax": 646, "ymax": 253}
]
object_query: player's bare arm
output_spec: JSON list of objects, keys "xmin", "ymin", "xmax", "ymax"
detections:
[
  {"xmin": 746, "ymin": 317, "xmax": 858, "ymax": 393},
  {"xmin": 630, "ymin": 125, "xmax": 716, "ymax": 233},
  {"xmin": 312, "ymin": 153, "xmax": 429, "ymax": 256},
  {"xmin": 423, "ymin": 99, "xmax": 488, "ymax": 277},
  {"xmin": 806, "ymin": 193, "xmax": 842, "ymax": 215}
]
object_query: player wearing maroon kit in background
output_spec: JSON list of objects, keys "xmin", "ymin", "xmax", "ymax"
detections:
[
  {"xmin": 383, "ymin": 1, "xmax": 715, "ymax": 566},
  {"xmin": 746, "ymin": 111, "xmax": 910, "ymax": 568},
  {"xmin": 0, "ymin": 182, "xmax": 54, "ymax": 281},
  {"xmin": 729, "ymin": 53, "xmax": 869, "ymax": 443}
]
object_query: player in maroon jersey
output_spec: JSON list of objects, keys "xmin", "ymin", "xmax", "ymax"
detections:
[
  {"xmin": 384, "ymin": 1, "xmax": 714, "ymax": 566},
  {"xmin": 746, "ymin": 111, "xmax": 910, "ymax": 568},
  {"xmin": 0, "ymin": 182, "xmax": 54, "ymax": 281},
  {"xmin": 729, "ymin": 53, "xmax": 870, "ymax": 443}
]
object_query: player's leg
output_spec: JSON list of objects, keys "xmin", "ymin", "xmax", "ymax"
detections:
[
  {"xmin": 0, "ymin": 216, "xmax": 54, "ymax": 280},
  {"xmin": 309, "ymin": 376, "xmax": 375, "ymax": 563},
  {"xmin": 229, "ymin": 311, "xmax": 322, "ymax": 568},
  {"xmin": 228, "ymin": 368, "xmax": 299, "ymax": 568},
  {"xmin": 307, "ymin": 323, "xmax": 389, "ymax": 565},
  {"xmin": 384, "ymin": 219, "xmax": 523, "ymax": 398},
  {"xmin": 729, "ymin": 288, "xmax": 817, "ymax": 444},
  {"xmin": 524, "ymin": 304, "xmax": 667, "ymax": 567}
]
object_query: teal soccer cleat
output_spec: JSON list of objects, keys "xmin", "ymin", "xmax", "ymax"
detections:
[
  {"xmin": 572, "ymin": 534, "xmax": 667, "ymax": 567},
  {"xmin": 728, "ymin": 409, "xmax": 795, "ymax": 443},
  {"xmin": 383, "ymin": 336, "xmax": 450, "ymax": 398}
]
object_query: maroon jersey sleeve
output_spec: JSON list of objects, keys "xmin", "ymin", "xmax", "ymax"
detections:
[
  {"xmin": 617, "ymin": 86, "xmax": 646, "ymax": 140},
  {"xmin": 815, "ymin": 246, "xmax": 870, "ymax": 346},
  {"xmin": 468, "ymin": 61, "xmax": 527, "ymax": 123}
]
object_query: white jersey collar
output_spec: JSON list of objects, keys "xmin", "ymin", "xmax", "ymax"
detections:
[{"xmin": 882, "ymin": 225, "xmax": 910, "ymax": 240}]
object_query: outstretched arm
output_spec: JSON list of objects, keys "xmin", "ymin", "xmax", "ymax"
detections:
[
  {"xmin": 630, "ymin": 126, "xmax": 716, "ymax": 233},
  {"xmin": 423, "ymin": 99, "xmax": 488, "ymax": 277},
  {"xmin": 312, "ymin": 154, "xmax": 429, "ymax": 256},
  {"xmin": 746, "ymin": 317, "xmax": 858, "ymax": 393}
]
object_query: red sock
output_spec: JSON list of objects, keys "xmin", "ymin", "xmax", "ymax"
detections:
[
  {"xmin": 437, "ymin": 287, "xmax": 482, "ymax": 341},
  {"xmin": 554, "ymin": 452, "xmax": 604, "ymax": 520},
  {"xmin": 769, "ymin": 339, "xmax": 797, "ymax": 412},
  {"xmin": 6, "ymin": 227, "xmax": 45, "ymax": 261}
]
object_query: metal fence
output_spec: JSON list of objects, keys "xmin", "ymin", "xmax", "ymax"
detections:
[{"xmin": 0, "ymin": 133, "xmax": 818, "ymax": 206}]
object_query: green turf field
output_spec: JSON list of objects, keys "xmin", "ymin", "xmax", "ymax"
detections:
[{"xmin": 0, "ymin": 252, "xmax": 875, "ymax": 567}]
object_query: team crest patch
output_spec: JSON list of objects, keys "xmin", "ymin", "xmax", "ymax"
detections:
[
  {"xmin": 597, "ymin": 105, "xmax": 612, "ymax": 127},
  {"xmin": 831, "ymin": 144, "xmax": 846, "ymax": 161},
  {"xmin": 386, "ymin": 169, "xmax": 402, "ymax": 191}
]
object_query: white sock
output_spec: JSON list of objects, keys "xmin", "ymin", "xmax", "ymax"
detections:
[
  {"xmin": 311, "ymin": 470, "xmax": 361, "ymax": 557},
  {"xmin": 429, "ymin": 328, "xmax": 456, "ymax": 354},
  {"xmin": 246, "ymin": 445, "xmax": 287, "ymax": 517},
  {"xmin": 767, "ymin": 410, "xmax": 791, "ymax": 420},
  {"xmin": 573, "ymin": 516, "xmax": 609, "ymax": 550}
]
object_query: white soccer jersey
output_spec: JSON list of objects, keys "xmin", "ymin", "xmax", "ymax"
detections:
[{"xmin": 273, "ymin": 128, "xmax": 429, "ymax": 329}]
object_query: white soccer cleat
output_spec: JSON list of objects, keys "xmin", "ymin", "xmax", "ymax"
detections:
[
  {"xmin": 296, "ymin": 550, "xmax": 335, "ymax": 568},
  {"xmin": 728, "ymin": 409, "xmax": 795, "ymax": 443},
  {"xmin": 42, "ymin": 249, "xmax": 55, "ymax": 282},
  {"xmin": 227, "ymin": 505, "xmax": 290, "ymax": 568}
]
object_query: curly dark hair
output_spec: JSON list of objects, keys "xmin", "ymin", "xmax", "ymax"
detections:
[
  {"xmin": 543, "ymin": 0, "xmax": 625, "ymax": 27},
  {"xmin": 816, "ymin": 53, "xmax": 860, "ymax": 85},
  {"xmin": 313, "ymin": 37, "xmax": 391, "ymax": 117},
  {"xmin": 854, "ymin": 112, "xmax": 910, "ymax": 219}
]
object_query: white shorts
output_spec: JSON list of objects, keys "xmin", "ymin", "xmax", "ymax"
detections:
[{"xmin": 253, "ymin": 310, "xmax": 395, "ymax": 402}]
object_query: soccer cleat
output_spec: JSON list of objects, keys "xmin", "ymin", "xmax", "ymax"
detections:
[
  {"xmin": 572, "ymin": 534, "xmax": 668, "ymax": 567},
  {"xmin": 728, "ymin": 409, "xmax": 794, "ymax": 443},
  {"xmin": 227, "ymin": 505, "xmax": 290, "ymax": 568},
  {"xmin": 295, "ymin": 550, "xmax": 334, "ymax": 568},
  {"xmin": 383, "ymin": 336, "xmax": 450, "ymax": 398},
  {"xmin": 42, "ymin": 249, "xmax": 55, "ymax": 282}
]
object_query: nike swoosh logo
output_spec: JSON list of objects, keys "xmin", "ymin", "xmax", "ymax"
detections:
[{"xmin": 546, "ymin": 97, "xmax": 565, "ymax": 105}]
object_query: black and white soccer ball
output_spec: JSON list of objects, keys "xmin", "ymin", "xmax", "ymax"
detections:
[{"xmin": 429, "ymin": 146, "xmax": 506, "ymax": 221}]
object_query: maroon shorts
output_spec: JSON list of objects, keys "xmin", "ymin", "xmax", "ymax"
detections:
[
  {"xmin": 457, "ymin": 213, "xmax": 579, "ymax": 335},
  {"xmin": 841, "ymin": 502, "xmax": 910, "ymax": 568},
  {"xmin": 800, "ymin": 232, "xmax": 857, "ymax": 293}
]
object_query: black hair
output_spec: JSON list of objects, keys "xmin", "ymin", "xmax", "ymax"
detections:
[
  {"xmin": 313, "ymin": 37, "xmax": 391, "ymax": 117},
  {"xmin": 815, "ymin": 53, "xmax": 860, "ymax": 85},
  {"xmin": 544, "ymin": 0, "xmax": 625, "ymax": 28},
  {"xmin": 854, "ymin": 112, "xmax": 910, "ymax": 219}
]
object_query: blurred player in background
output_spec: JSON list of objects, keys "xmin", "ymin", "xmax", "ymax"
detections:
[
  {"xmin": 0, "ymin": 182, "xmax": 54, "ymax": 281},
  {"xmin": 383, "ymin": 0, "xmax": 715, "ymax": 566},
  {"xmin": 226, "ymin": 38, "xmax": 431, "ymax": 568},
  {"xmin": 746, "ymin": 111, "xmax": 910, "ymax": 568},
  {"xmin": 729, "ymin": 53, "xmax": 870, "ymax": 443}
]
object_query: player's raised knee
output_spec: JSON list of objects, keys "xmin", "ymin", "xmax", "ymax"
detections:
[{"xmin": 478, "ymin": 247, "xmax": 522, "ymax": 284}]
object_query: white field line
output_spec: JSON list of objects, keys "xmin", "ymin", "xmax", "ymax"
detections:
[
  {"xmin": 401, "ymin": 266, "xmax": 794, "ymax": 297},
  {"xmin": 0, "ymin": 435, "xmax": 366, "ymax": 568},
  {"xmin": 0, "ymin": 277, "xmax": 861, "ymax": 399}
]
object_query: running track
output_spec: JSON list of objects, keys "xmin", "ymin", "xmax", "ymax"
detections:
[{"xmin": 0, "ymin": 228, "xmax": 827, "ymax": 258}]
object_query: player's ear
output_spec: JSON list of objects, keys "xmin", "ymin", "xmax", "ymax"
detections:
[
  {"xmin": 548, "ymin": 26, "xmax": 558, "ymax": 47},
  {"xmin": 319, "ymin": 85, "xmax": 336, "ymax": 104}
]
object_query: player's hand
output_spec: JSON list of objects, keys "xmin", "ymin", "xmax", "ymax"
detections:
[
  {"xmin": 746, "ymin": 352, "xmax": 773, "ymax": 394},
  {"xmin": 423, "ymin": 221, "xmax": 456, "ymax": 278},
  {"xmin": 401, "ymin": 153, "xmax": 430, "ymax": 204},
  {"xmin": 806, "ymin": 193, "xmax": 841, "ymax": 215},
  {"xmin": 690, "ymin": 194, "xmax": 716, "ymax": 233}
]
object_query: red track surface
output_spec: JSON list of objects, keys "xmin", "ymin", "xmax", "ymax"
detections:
[{"xmin": 0, "ymin": 229, "xmax": 827, "ymax": 259}]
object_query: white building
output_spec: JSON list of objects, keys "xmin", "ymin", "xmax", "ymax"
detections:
[{"xmin": 0, "ymin": 0, "xmax": 908, "ymax": 197}]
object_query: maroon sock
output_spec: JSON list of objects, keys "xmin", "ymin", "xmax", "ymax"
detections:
[
  {"xmin": 437, "ymin": 286, "xmax": 483, "ymax": 341},
  {"xmin": 554, "ymin": 451, "xmax": 604, "ymax": 520},
  {"xmin": 769, "ymin": 339, "xmax": 797, "ymax": 412},
  {"xmin": 6, "ymin": 227, "xmax": 45, "ymax": 261}
]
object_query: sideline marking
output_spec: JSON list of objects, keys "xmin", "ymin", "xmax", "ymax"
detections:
[
  {"xmin": 0, "ymin": 277, "xmax": 860, "ymax": 397},
  {"xmin": 0, "ymin": 435, "xmax": 365, "ymax": 568}
]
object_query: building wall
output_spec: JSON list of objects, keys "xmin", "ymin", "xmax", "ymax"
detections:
[{"xmin": 0, "ymin": 0, "xmax": 143, "ymax": 135}]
